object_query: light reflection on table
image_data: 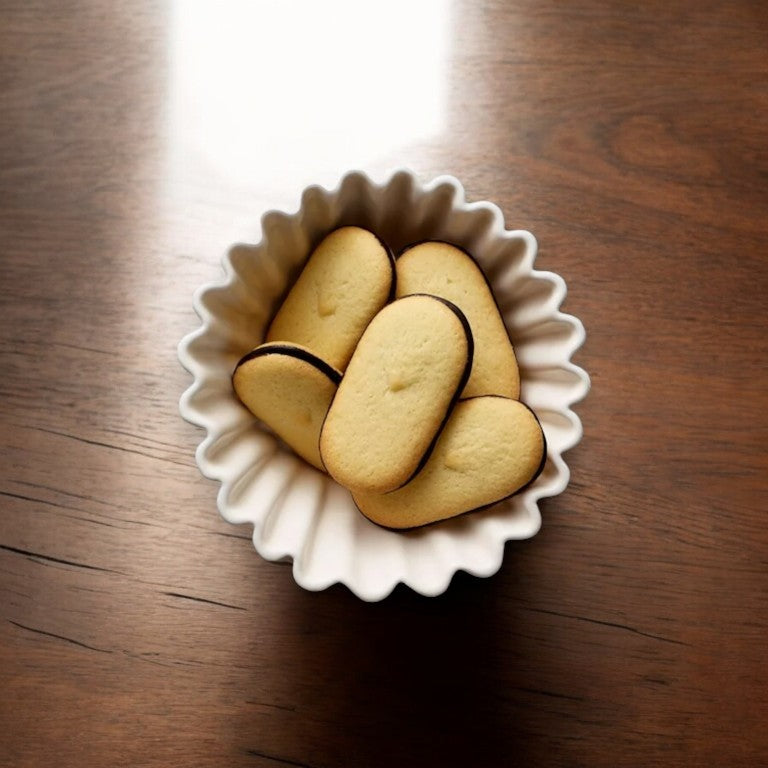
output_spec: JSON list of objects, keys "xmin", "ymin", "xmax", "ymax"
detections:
[{"xmin": 167, "ymin": 0, "xmax": 451, "ymax": 202}]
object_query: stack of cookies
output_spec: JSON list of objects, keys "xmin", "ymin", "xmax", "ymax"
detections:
[{"xmin": 233, "ymin": 226, "xmax": 546, "ymax": 530}]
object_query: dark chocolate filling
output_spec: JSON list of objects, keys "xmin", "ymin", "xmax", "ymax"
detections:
[{"xmin": 234, "ymin": 344, "xmax": 341, "ymax": 386}]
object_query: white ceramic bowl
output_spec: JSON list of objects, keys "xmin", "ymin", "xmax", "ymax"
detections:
[{"xmin": 178, "ymin": 169, "xmax": 589, "ymax": 601}]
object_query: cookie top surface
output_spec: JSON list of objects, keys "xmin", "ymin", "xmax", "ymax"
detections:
[
  {"xmin": 353, "ymin": 396, "xmax": 546, "ymax": 529},
  {"xmin": 320, "ymin": 294, "xmax": 473, "ymax": 494},
  {"xmin": 396, "ymin": 241, "xmax": 520, "ymax": 399},
  {"xmin": 233, "ymin": 342, "xmax": 341, "ymax": 471},
  {"xmin": 266, "ymin": 226, "xmax": 394, "ymax": 371}
]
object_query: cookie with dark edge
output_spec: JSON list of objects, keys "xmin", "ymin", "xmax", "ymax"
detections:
[
  {"xmin": 320, "ymin": 294, "xmax": 473, "ymax": 494},
  {"xmin": 352, "ymin": 396, "xmax": 546, "ymax": 529},
  {"xmin": 397, "ymin": 240, "xmax": 520, "ymax": 399},
  {"xmin": 266, "ymin": 226, "xmax": 395, "ymax": 371},
  {"xmin": 233, "ymin": 342, "xmax": 341, "ymax": 471}
]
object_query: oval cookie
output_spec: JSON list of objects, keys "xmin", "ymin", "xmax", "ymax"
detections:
[
  {"xmin": 396, "ymin": 241, "xmax": 520, "ymax": 398},
  {"xmin": 266, "ymin": 226, "xmax": 395, "ymax": 371},
  {"xmin": 233, "ymin": 342, "xmax": 341, "ymax": 471},
  {"xmin": 353, "ymin": 396, "xmax": 546, "ymax": 529},
  {"xmin": 320, "ymin": 294, "xmax": 473, "ymax": 494}
]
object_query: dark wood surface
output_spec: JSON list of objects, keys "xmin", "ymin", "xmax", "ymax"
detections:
[{"xmin": 2, "ymin": 1, "xmax": 767, "ymax": 766}]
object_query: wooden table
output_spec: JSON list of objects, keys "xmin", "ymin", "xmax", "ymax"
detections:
[{"xmin": 2, "ymin": 1, "xmax": 766, "ymax": 765}]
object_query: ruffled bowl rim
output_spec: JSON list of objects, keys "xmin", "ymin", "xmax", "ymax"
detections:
[{"xmin": 178, "ymin": 169, "xmax": 589, "ymax": 601}]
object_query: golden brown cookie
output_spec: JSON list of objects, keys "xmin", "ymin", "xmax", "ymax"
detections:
[
  {"xmin": 320, "ymin": 294, "xmax": 473, "ymax": 493},
  {"xmin": 233, "ymin": 342, "xmax": 341, "ymax": 471},
  {"xmin": 396, "ymin": 241, "xmax": 520, "ymax": 398},
  {"xmin": 353, "ymin": 396, "xmax": 545, "ymax": 529},
  {"xmin": 266, "ymin": 226, "xmax": 394, "ymax": 371}
]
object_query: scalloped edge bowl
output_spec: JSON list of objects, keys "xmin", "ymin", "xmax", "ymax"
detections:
[{"xmin": 178, "ymin": 169, "xmax": 589, "ymax": 601}]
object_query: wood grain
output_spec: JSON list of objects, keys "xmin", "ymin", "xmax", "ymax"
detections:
[{"xmin": 1, "ymin": 1, "xmax": 767, "ymax": 766}]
